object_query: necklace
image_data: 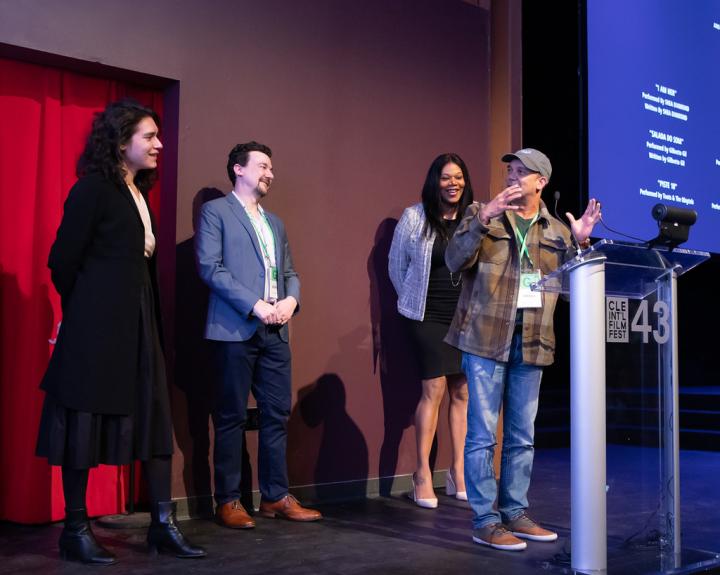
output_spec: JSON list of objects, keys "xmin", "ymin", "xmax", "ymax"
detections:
[{"xmin": 443, "ymin": 218, "xmax": 462, "ymax": 287}]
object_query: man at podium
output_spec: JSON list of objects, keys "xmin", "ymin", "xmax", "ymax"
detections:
[{"xmin": 444, "ymin": 148, "xmax": 601, "ymax": 551}]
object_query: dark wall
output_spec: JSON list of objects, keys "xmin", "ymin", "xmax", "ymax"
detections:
[{"xmin": 0, "ymin": 0, "xmax": 507, "ymax": 502}]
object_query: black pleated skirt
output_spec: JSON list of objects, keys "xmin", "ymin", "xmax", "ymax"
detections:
[
  {"xmin": 36, "ymin": 264, "xmax": 173, "ymax": 469},
  {"xmin": 405, "ymin": 318, "xmax": 463, "ymax": 380}
]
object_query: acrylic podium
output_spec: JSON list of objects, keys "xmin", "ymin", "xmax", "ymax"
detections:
[{"xmin": 533, "ymin": 239, "xmax": 713, "ymax": 575}]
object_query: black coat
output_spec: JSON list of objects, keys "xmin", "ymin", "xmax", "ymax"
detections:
[{"xmin": 40, "ymin": 173, "xmax": 162, "ymax": 415}]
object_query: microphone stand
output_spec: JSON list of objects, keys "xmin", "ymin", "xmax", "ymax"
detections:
[{"xmin": 553, "ymin": 191, "xmax": 584, "ymax": 255}]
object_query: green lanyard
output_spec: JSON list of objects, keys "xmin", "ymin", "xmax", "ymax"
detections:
[
  {"xmin": 246, "ymin": 210, "xmax": 276, "ymax": 266},
  {"xmin": 513, "ymin": 213, "xmax": 538, "ymax": 268}
]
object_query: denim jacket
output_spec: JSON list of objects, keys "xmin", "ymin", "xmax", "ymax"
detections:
[{"xmin": 388, "ymin": 203, "xmax": 435, "ymax": 320}]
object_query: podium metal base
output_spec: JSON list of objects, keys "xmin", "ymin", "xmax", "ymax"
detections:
[{"xmin": 542, "ymin": 544, "xmax": 720, "ymax": 575}]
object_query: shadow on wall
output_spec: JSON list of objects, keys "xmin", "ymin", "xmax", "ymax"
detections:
[
  {"xmin": 294, "ymin": 373, "xmax": 369, "ymax": 501},
  {"xmin": 287, "ymin": 323, "xmax": 370, "ymax": 499},
  {"xmin": 172, "ymin": 209, "xmax": 418, "ymax": 506},
  {"xmin": 368, "ymin": 218, "xmax": 422, "ymax": 496},
  {"xmin": 172, "ymin": 187, "xmax": 254, "ymax": 516}
]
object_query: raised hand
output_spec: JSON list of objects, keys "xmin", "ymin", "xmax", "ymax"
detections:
[
  {"xmin": 478, "ymin": 185, "xmax": 522, "ymax": 224},
  {"xmin": 567, "ymin": 198, "xmax": 601, "ymax": 244}
]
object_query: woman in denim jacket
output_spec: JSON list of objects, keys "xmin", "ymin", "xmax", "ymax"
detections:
[{"xmin": 388, "ymin": 153, "xmax": 475, "ymax": 508}]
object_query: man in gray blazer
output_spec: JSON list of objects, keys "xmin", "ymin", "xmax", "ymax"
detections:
[{"xmin": 196, "ymin": 141, "xmax": 321, "ymax": 528}]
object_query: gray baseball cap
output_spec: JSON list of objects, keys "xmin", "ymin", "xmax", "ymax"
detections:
[{"xmin": 501, "ymin": 148, "xmax": 552, "ymax": 180}]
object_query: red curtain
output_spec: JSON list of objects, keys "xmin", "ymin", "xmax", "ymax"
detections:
[{"xmin": 0, "ymin": 57, "xmax": 164, "ymax": 524}]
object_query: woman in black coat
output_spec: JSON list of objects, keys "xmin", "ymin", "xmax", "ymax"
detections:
[{"xmin": 36, "ymin": 99, "xmax": 205, "ymax": 564}]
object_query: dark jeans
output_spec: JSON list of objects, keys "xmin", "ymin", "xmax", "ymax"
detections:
[{"xmin": 213, "ymin": 326, "xmax": 291, "ymax": 504}]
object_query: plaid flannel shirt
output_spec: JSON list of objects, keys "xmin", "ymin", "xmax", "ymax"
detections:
[{"xmin": 444, "ymin": 200, "xmax": 574, "ymax": 366}]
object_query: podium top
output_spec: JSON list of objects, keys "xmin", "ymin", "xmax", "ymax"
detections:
[{"xmin": 532, "ymin": 238, "xmax": 710, "ymax": 298}]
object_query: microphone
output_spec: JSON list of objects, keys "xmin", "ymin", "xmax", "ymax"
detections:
[{"xmin": 552, "ymin": 191, "xmax": 581, "ymax": 252}]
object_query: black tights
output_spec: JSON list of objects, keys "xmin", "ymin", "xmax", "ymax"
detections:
[
  {"xmin": 61, "ymin": 466, "xmax": 89, "ymax": 509},
  {"xmin": 62, "ymin": 456, "xmax": 172, "ymax": 510}
]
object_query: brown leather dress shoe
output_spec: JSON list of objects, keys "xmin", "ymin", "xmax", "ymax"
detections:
[
  {"xmin": 216, "ymin": 500, "xmax": 255, "ymax": 529},
  {"xmin": 259, "ymin": 495, "xmax": 322, "ymax": 522}
]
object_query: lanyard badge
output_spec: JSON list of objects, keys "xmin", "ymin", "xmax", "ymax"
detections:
[
  {"xmin": 514, "ymin": 214, "xmax": 542, "ymax": 309},
  {"xmin": 247, "ymin": 211, "xmax": 278, "ymax": 303},
  {"xmin": 518, "ymin": 270, "xmax": 542, "ymax": 308}
]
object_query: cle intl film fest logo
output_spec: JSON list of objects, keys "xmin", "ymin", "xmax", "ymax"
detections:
[{"xmin": 606, "ymin": 297, "xmax": 670, "ymax": 345}]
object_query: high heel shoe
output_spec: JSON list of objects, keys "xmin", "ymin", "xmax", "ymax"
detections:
[
  {"xmin": 445, "ymin": 472, "xmax": 468, "ymax": 501},
  {"xmin": 407, "ymin": 474, "xmax": 438, "ymax": 509}
]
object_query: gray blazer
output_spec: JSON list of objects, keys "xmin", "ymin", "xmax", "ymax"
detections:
[
  {"xmin": 195, "ymin": 193, "xmax": 300, "ymax": 342},
  {"xmin": 388, "ymin": 203, "xmax": 435, "ymax": 320}
]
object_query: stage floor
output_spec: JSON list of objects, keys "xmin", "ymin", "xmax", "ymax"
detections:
[{"xmin": 1, "ymin": 447, "xmax": 719, "ymax": 574}]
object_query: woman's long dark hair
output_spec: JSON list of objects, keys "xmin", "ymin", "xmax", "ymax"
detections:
[
  {"xmin": 77, "ymin": 98, "xmax": 160, "ymax": 193},
  {"xmin": 421, "ymin": 153, "xmax": 474, "ymax": 241}
]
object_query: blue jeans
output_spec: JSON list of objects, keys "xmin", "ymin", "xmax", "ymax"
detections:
[{"xmin": 462, "ymin": 331, "xmax": 543, "ymax": 529}]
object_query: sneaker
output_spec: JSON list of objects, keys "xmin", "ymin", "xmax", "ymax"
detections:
[
  {"xmin": 472, "ymin": 523, "xmax": 527, "ymax": 551},
  {"xmin": 506, "ymin": 513, "xmax": 558, "ymax": 541}
]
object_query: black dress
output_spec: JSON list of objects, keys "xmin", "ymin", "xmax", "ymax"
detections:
[
  {"xmin": 36, "ymin": 261, "xmax": 173, "ymax": 468},
  {"xmin": 406, "ymin": 219, "xmax": 463, "ymax": 379}
]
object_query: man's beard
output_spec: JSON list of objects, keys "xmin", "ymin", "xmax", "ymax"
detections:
[{"xmin": 256, "ymin": 181, "xmax": 270, "ymax": 197}]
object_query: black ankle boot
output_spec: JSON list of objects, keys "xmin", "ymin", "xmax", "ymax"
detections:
[
  {"xmin": 59, "ymin": 508, "xmax": 117, "ymax": 565},
  {"xmin": 147, "ymin": 501, "xmax": 206, "ymax": 558}
]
